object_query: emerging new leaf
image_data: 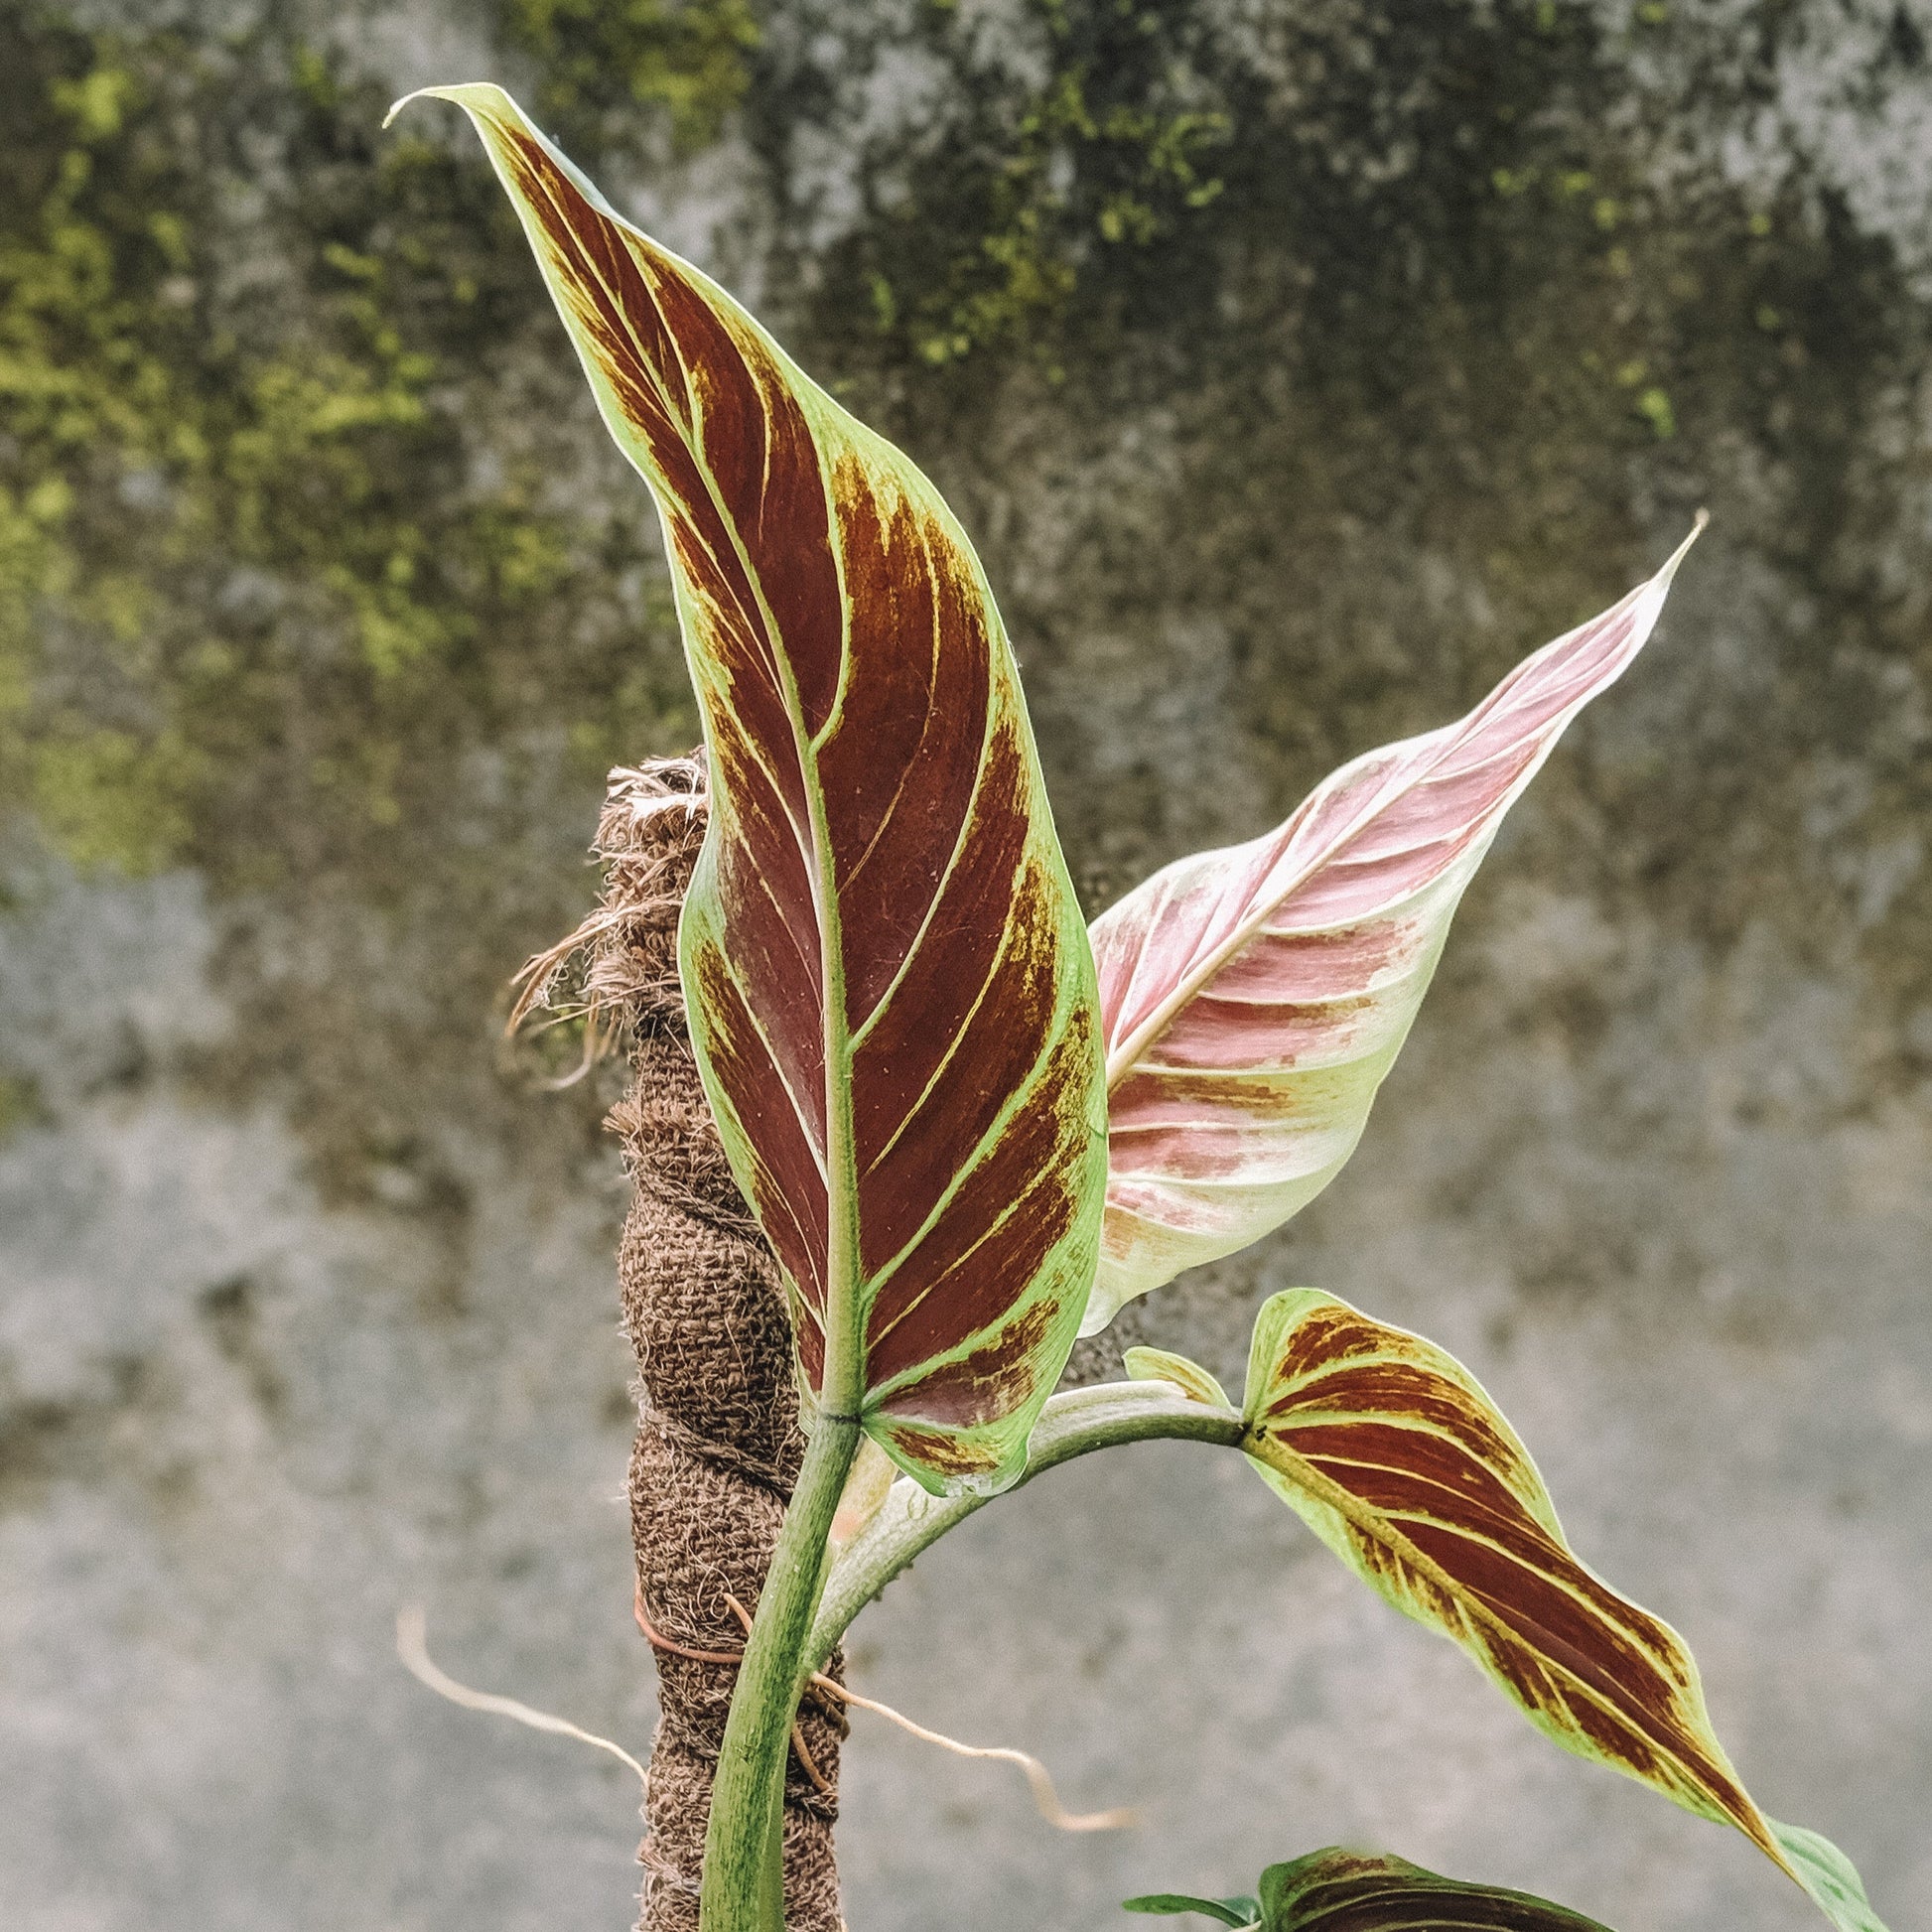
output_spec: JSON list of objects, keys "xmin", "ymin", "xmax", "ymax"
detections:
[
  {"xmin": 1235, "ymin": 1291, "xmax": 1886, "ymax": 1932},
  {"xmin": 1084, "ymin": 527, "xmax": 1702, "ymax": 1333},
  {"xmin": 1254, "ymin": 1847, "xmax": 1613, "ymax": 1930},
  {"xmin": 1122, "ymin": 1344, "xmax": 1232, "ymax": 1411},
  {"xmin": 401, "ymin": 85, "xmax": 1107, "ymax": 1492}
]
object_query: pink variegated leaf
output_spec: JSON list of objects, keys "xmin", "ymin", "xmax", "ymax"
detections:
[{"xmin": 1084, "ymin": 524, "xmax": 1703, "ymax": 1332}]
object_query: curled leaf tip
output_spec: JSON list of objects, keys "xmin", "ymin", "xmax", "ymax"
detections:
[
  {"xmin": 381, "ymin": 86, "xmax": 431, "ymax": 130},
  {"xmin": 382, "ymin": 82, "xmax": 491, "ymax": 130}
]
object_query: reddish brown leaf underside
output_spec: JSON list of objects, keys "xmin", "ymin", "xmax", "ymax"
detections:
[{"xmin": 413, "ymin": 84, "xmax": 1106, "ymax": 1486}]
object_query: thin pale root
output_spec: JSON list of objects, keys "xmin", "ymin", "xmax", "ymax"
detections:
[
  {"xmin": 396, "ymin": 1604, "xmax": 647, "ymax": 1791},
  {"xmin": 717, "ymin": 1594, "xmax": 1136, "ymax": 1834}
]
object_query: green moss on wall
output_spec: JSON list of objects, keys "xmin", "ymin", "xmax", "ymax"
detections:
[
  {"xmin": 487, "ymin": 0, "xmax": 1238, "ymax": 368},
  {"xmin": 0, "ymin": 10, "xmax": 694, "ymax": 886},
  {"xmin": 497, "ymin": 0, "xmax": 760, "ymax": 152},
  {"xmin": 0, "ymin": 0, "xmax": 1258, "ymax": 887},
  {"xmin": 751, "ymin": 0, "xmax": 1235, "ymax": 370},
  {"xmin": 847, "ymin": 0, "xmax": 1232, "ymax": 366}
]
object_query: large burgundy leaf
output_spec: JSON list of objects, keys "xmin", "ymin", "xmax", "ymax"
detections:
[
  {"xmin": 400, "ymin": 84, "xmax": 1106, "ymax": 1493},
  {"xmin": 1084, "ymin": 528, "xmax": 1702, "ymax": 1331}
]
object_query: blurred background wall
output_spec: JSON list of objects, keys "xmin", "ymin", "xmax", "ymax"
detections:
[{"xmin": 1, "ymin": 1, "xmax": 1927, "ymax": 1927}]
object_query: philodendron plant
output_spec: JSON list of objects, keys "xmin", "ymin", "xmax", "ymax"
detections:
[{"xmin": 394, "ymin": 83, "xmax": 1891, "ymax": 1932}]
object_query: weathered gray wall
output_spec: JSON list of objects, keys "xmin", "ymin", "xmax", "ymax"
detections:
[{"xmin": 2, "ymin": 3, "xmax": 1927, "ymax": 1929}]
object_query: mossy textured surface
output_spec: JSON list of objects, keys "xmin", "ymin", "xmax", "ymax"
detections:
[{"xmin": 1, "ymin": 11, "xmax": 694, "ymax": 885}]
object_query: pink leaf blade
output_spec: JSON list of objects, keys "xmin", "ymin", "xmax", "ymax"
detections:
[{"xmin": 1085, "ymin": 523, "xmax": 1703, "ymax": 1332}]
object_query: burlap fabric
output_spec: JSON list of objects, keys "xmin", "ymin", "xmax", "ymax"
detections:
[{"xmin": 549, "ymin": 753, "xmax": 845, "ymax": 1932}]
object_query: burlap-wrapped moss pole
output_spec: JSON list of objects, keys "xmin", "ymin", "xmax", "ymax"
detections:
[{"xmin": 551, "ymin": 753, "xmax": 846, "ymax": 1932}]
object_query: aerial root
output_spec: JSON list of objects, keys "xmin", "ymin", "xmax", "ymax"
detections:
[
  {"xmin": 397, "ymin": 1604, "xmax": 647, "ymax": 1792},
  {"xmin": 661, "ymin": 1593, "xmax": 1141, "ymax": 1835},
  {"xmin": 392, "ymin": 1589, "xmax": 1138, "ymax": 1837}
]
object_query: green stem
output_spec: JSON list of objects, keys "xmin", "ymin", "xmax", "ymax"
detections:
[
  {"xmin": 807, "ymin": 1380, "xmax": 1244, "ymax": 1672},
  {"xmin": 700, "ymin": 1411, "xmax": 861, "ymax": 1932}
]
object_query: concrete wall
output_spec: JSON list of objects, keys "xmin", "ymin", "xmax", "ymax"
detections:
[{"xmin": 2, "ymin": 3, "xmax": 1926, "ymax": 1927}]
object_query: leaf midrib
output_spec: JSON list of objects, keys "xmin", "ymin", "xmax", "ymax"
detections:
[{"xmin": 524, "ymin": 131, "xmax": 862, "ymax": 1400}]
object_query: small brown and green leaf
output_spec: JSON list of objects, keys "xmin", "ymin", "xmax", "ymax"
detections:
[
  {"xmin": 1220, "ymin": 1291, "xmax": 1888, "ymax": 1932},
  {"xmin": 1127, "ymin": 1847, "xmax": 1613, "ymax": 1930},
  {"xmin": 1259, "ymin": 1847, "xmax": 1612, "ymax": 1929},
  {"xmin": 1128, "ymin": 1839, "xmax": 1607, "ymax": 1932}
]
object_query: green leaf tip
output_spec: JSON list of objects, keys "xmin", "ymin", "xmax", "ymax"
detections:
[
  {"xmin": 382, "ymin": 83, "xmax": 446, "ymax": 130},
  {"xmin": 1770, "ymin": 1820, "xmax": 1891, "ymax": 1932},
  {"xmin": 1122, "ymin": 1894, "xmax": 1257, "ymax": 1927}
]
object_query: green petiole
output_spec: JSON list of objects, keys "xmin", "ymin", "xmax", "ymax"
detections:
[{"xmin": 808, "ymin": 1381, "xmax": 1245, "ymax": 1673}]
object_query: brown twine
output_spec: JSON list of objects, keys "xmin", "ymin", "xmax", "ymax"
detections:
[{"xmin": 523, "ymin": 754, "xmax": 845, "ymax": 1932}]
